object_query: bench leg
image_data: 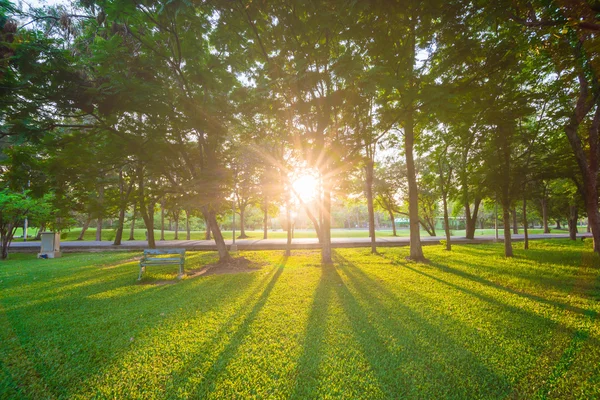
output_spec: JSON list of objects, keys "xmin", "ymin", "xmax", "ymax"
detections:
[{"xmin": 138, "ymin": 265, "xmax": 145, "ymax": 281}]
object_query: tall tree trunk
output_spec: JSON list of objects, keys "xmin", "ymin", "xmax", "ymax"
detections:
[
  {"xmin": 365, "ymin": 160, "xmax": 377, "ymax": 254},
  {"xmin": 568, "ymin": 206, "xmax": 578, "ymax": 241},
  {"xmin": 502, "ymin": 205, "xmax": 513, "ymax": 257},
  {"xmin": 556, "ymin": 220, "xmax": 562, "ymax": 229},
  {"xmin": 263, "ymin": 196, "xmax": 268, "ymax": 240},
  {"xmin": 512, "ymin": 207, "xmax": 518, "ymax": 234},
  {"xmin": 321, "ymin": 175, "xmax": 333, "ymax": 263},
  {"xmin": 203, "ymin": 207, "xmax": 231, "ymax": 262},
  {"xmin": 114, "ymin": 173, "xmax": 134, "ymax": 246},
  {"xmin": 523, "ymin": 198, "xmax": 529, "ymax": 250},
  {"xmin": 238, "ymin": 204, "xmax": 248, "ymax": 239},
  {"xmin": 498, "ymin": 123, "xmax": 514, "ymax": 257},
  {"xmin": 388, "ymin": 208, "xmax": 397, "ymax": 236},
  {"xmin": 114, "ymin": 207, "xmax": 126, "ymax": 246},
  {"xmin": 77, "ymin": 217, "xmax": 91, "ymax": 241},
  {"xmin": 562, "ymin": 80, "xmax": 600, "ymax": 253},
  {"xmin": 140, "ymin": 201, "xmax": 156, "ymax": 249},
  {"xmin": 403, "ymin": 15, "xmax": 425, "ymax": 262},
  {"xmin": 464, "ymin": 198, "xmax": 482, "ymax": 239},
  {"xmin": 137, "ymin": 166, "xmax": 156, "ymax": 249},
  {"xmin": 404, "ymin": 113, "xmax": 424, "ymax": 261},
  {"xmin": 442, "ymin": 191, "xmax": 451, "ymax": 251},
  {"xmin": 96, "ymin": 218, "xmax": 103, "ymax": 241},
  {"xmin": 185, "ymin": 208, "xmax": 191, "ymax": 240},
  {"xmin": 204, "ymin": 216, "xmax": 211, "ymax": 240},
  {"xmin": 160, "ymin": 200, "xmax": 165, "ymax": 241}
]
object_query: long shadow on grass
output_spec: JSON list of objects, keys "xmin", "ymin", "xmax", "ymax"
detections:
[
  {"xmin": 2, "ymin": 254, "xmax": 264, "ymax": 398},
  {"xmin": 454, "ymin": 244, "xmax": 598, "ymax": 292},
  {"xmin": 289, "ymin": 264, "xmax": 335, "ymax": 399},
  {"xmin": 378, "ymin": 252, "xmax": 600, "ymax": 397},
  {"xmin": 416, "ymin": 249, "xmax": 596, "ymax": 317},
  {"xmin": 332, "ymin": 252, "xmax": 511, "ymax": 398},
  {"xmin": 182, "ymin": 259, "xmax": 287, "ymax": 398}
]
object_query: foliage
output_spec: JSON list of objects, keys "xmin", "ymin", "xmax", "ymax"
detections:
[{"xmin": 0, "ymin": 189, "xmax": 54, "ymax": 259}]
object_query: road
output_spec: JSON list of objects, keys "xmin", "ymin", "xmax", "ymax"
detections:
[{"xmin": 10, "ymin": 233, "xmax": 592, "ymax": 252}]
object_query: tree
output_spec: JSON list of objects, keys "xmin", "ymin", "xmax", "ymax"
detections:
[
  {"xmin": 509, "ymin": 0, "xmax": 600, "ymax": 254},
  {"xmin": 0, "ymin": 190, "xmax": 54, "ymax": 259}
]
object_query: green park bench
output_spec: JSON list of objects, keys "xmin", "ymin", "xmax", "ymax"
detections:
[{"xmin": 139, "ymin": 249, "xmax": 185, "ymax": 280}]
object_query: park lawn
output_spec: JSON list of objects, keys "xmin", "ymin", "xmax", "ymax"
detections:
[
  {"xmin": 23, "ymin": 227, "xmax": 550, "ymax": 242},
  {"xmin": 41, "ymin": 228, "xmax": 415, "ymax": 242},
  {"xmin": 1, "ymin": 241, "xmax": 599, "ymax": 399}
]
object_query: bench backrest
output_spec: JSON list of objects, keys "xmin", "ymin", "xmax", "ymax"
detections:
[{"xmin": 143, "ymin": 249, "xmax": 185, "ymax": 256}]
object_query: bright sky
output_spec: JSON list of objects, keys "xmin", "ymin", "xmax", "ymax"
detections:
[{"xmin": 18, "ymin": 0, "xmax": 69, "ymax": 11}]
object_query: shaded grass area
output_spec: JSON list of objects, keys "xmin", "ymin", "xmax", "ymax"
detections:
[{"xmin": 0, "ymin": 240, "xmax": 599, "ymax": 399}]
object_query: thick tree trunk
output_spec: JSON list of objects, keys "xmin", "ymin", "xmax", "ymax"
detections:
[
  {"xmin": 96, "ymin": 218, "xmax": 103, "ymax": 241},
  {"xmin": 137, "ymin": 166, "xmax": 156, "ymax": 249},
  {"xmin": 203, "ymin": 207, "xmax": 231, "ymax": 262},
  {"xmin": 388, "ymin": 208, "xmax": 397, "ymax": 236},
  {"xmin": 204, "ymin": 216, "xmax": 211, "ymax": 240},
  {"xmin": 556, "ymin": 220, "xmax": 562, "ymax": 229},
  {"xmin": 405, "ymin": 115, "xmax": 425, "ymax": 261},
  {"xmin": 365, "ymin": 160, "xmax": 377, "ymax": 254},
  {"xmin": 114, "ymin": 174, "xmax": 134, "ymax": 246},
  {"xmin": 523, "ymin": 198, "xmax": 529, "ymax": 250},
  {"xmin": 238, "ymin": 205, "xmax": 248, "ymax": 239},
  {"xmin": 1, "ymin": 228, "xmax": 13, "ymax": 259},
  {"xmin": 563, "ymin": 81, "xmax": 600, "ymax": 253},
  {"xmin": 140, "ymin": 202, "xmax": 156, "ymax": 249},
  {"xmin": 512, "ymin": 207, "xmax": 518, "ymax": 234},
  {"xmin": 568, "ymin": 206, "xmax": 578, "ymax": 241},
  {"xmin": 185, "ymin": 209, "xmax": 191, "ymax": 240},
  {"xmin": 263, "ymin": 197, "xmax": 268, "ymax": 240},
  {"xmin": 114, "ymin": 207, "xmax": 126, "ymax": 245},
  {"xmin": 498, "ymin": 122, "xmax": 514, "ymax": 257},
  {"xmin": 464, "ymin": 198, "xmax": 481, "ymax": 239},
  {"xmin": 321, "ymin": 175, "xmax": 333, "ymax": 263},
  {"xmin": 502, "ymin": 205, "xmax": 513, "ymax": 257},
  {"xmin": 77, "ymin": 217, "xmax": 91, "ymax": 241}
]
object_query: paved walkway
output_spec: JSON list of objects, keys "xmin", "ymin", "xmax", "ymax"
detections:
[{"xmin": 10, "ymin": 233, "xmax": 592, "ymax": 252}]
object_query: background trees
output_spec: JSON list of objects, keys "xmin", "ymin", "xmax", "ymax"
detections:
[{"xmin": 2, "ymin": 0, "xmax": 600, "ymax": 261}]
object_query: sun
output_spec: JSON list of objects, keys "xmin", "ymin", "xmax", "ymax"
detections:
[{"xmin": 292, "ymin": 173, "xmax": 320, "ymax": 203}]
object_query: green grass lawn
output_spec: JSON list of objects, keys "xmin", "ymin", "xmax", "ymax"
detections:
[
  {"xmin": 1, "ymin": 241, "xmax": 599, "ymax": 399},
  {"xmin": 17, "ymin": 227, "xmax": 554, "ymax": 242}
]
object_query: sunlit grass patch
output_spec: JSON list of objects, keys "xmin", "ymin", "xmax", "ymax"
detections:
[{"xmin": 0, "ymin": 241, "xmax": 599, "ymax": 399}]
